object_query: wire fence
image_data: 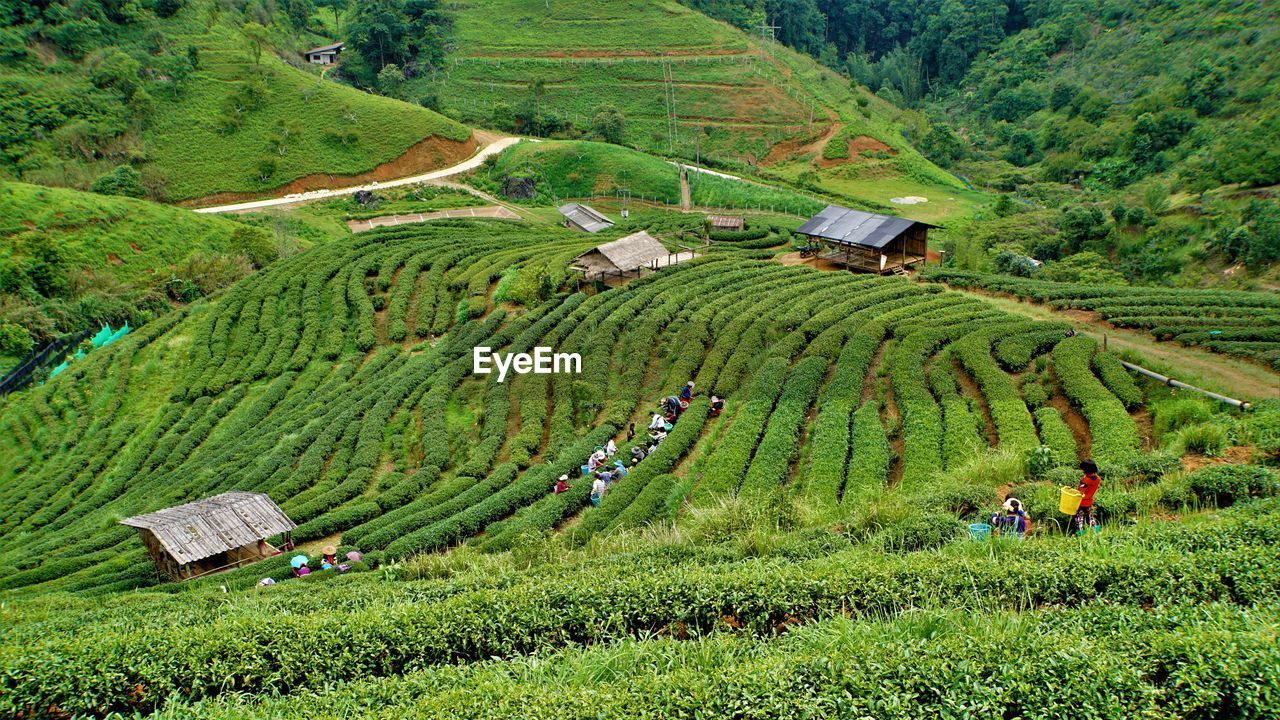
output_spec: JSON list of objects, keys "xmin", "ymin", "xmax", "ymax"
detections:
[{"xmin": 0, "ymin": 329, "xmax": 93, "ymax": 397}]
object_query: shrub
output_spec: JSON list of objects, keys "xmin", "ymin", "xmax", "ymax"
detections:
[
  {"xmin": 1171, "ymin": 422, "xmax": 1229, "ymax": 456},
  {"xmin": 1186, "ymin": 465, "xmax": 1280, "ymax": 507},
  {"xmin": 914, "ymin": 482, "xmax": 995, "ymax": 519},
  {"xmin": 90, "ymin": 165, "xmax": 145, "ymax": 198},
  {"xmin": 872, "ymin": 511, "xmax": 964, "ymax": 552},
  {"xmin": 0, "ymin": 322, "xmax": 34, "ymax": 356}
]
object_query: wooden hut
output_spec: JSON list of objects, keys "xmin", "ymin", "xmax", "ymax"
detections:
[
  {"xmin": 121, "ymin": 491, "xmax": 295, "ymax": 581},
  {"xmin": 558, "ymin": 203, "xmax": 614, "ymax": 233},
  {"xmin": 571, "ymin": 230, "xmax": 670, "ymax": 280},
  {"xmin": 797, "ymin": 204, "xmax": 936, "ymax": 274},
  {"xmin": 707, "ymin": 215, "xmax": 745, "ymax": 232}
]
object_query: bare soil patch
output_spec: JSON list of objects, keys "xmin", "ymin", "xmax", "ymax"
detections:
[{"xmin": 817, "ymin": 135, "xmax": 897, "ymax": 169}]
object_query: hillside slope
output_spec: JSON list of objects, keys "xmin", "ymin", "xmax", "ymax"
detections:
[
  {"xmin": 1, "ymin": 0, "xmax": 473, "ymax": 201},
  {"xmin": 0, "ymin": 181, "xmax": 272, "ymax": 347},
  {"xmin": 422, "ymin": 0, "xmax": 960, "ymax": 200}
]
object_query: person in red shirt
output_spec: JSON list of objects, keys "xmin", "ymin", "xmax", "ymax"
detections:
[{"xmin": 1074, "ymin": 459, "xmax": 1101, "ymax": 535}]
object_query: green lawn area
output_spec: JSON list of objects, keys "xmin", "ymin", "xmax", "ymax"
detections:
[
  {"xmin": 0, "ymin": 182, "xmax": 267, "ymax": 286},
  {"xmin": 452, "ymin": 0, "xmax": 747, "ymax": 55},
  {"xmin": 145, "ymin": 23, "xmax": 471, "ymax": 200}
]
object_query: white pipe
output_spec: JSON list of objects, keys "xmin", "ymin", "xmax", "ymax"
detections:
[{"xmin": 1118, "ymin": 360, "xmax": 1252, "ymax": 411}]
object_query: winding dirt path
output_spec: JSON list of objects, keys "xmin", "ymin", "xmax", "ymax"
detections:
[{"xmin": 194, "ymin": 133, "xmax": 527, "ymax": 214}]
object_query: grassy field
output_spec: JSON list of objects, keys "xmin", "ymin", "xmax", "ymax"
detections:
[
  {"xmin": 3, "ymin": 0, "xmax": 472, "ymax": 202},
  {"xmin": 469, "ymin": 139, "xmax": 824, "ymax": 215},
  {"xmin": 0, "ymin": 181, "xmax": 275, "ymax": 342},
  {"xmin": 0, "ymin": 182, "xmax": 266, "ymax": 287}
]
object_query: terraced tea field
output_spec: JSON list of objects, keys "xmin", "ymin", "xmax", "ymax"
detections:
[
  {"xmin": 3, "ymin": 219, "xmax": 1279, "ymax": 718},
  {"xmin": 925, "ymin": 270, "xmax": 1280, "ymax": 369},
  {"xmin": 1, "ymin": 220, "xmax": 1165, "ymax": 595}
]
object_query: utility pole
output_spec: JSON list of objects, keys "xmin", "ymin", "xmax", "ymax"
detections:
[{"xmin": 758, "ymin": 19, "xmax": 780, "ymax": 60}]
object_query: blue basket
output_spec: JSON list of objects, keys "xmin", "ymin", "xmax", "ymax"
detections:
[{"xmin": 968, "ymin": 523, "xmax": 992, "ymax": 540}]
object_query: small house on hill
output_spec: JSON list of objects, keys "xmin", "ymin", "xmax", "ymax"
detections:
[
  {"xmin": 707, "ymin": 215, "xmax": 745, "ymax": 232},
  {"xmin": 571, "ymin": 230, "xmax": 670, "ymax": 280},
  {"xmin": 559, "ymin": 203, "xmax": 614, "ymax": 233},
  {"xmin": 121, "ymin": 491, "xmax": 295, "ymax": 581},
  {"xmin": 797, "ymin": 204, "xmax": 937, "ymax": 273},
  {"xmin": 304, "ymin": 42, "xmax": 344, "ymax": 65}
]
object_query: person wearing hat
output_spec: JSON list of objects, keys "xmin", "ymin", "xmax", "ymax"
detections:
[
  {"xmin": 709, "ymin": 395, "xmax": 724, "ymax": 417},
  {"xmin": 991, "ymin": 497, "xmax": 1030, "ymax": 539},
  {"xmin": 321, "ymin": 546, "xmax": 338, "ymax": 569},
  {"xmin": 680, "ymin": 381, "xmax": 695, "ymax": 402},
  {"xmin": 553, "ymin": 475, "xmax": 572, "ymax": 494},
  {"xmin": 1074, "ymin": 459, "xmax": 1102, "ymax": 535},
  {"xmin": 590, "ymin": 474, "xmax": 608, "ymax": 506}
]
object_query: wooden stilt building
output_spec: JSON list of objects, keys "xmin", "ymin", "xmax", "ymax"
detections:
[{"xmin": 797, "ymin": 204, "xmax": 936, "ymax": 274}]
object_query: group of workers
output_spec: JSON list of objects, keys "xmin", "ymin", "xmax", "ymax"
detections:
[
  {"xmin": 989, "ymin": 458, "xmax": 1102, "ymax": 539},
  {"xmin": 552, "ymin": 437, "xmax": 634, "ymax": 505},
  {"xmin": 552, "ymin": 381, "xmax": 727, "ymax": 507},
  {"xmin": 269, "ymin": 546, "xmax": 362, "ymax": 583}
]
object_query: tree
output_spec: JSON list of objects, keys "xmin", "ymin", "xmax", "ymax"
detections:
[
  {"xmin": 591, "ymin": 105, "xmax": 625, "ymax": 145},
  {"xmin": 345, "ymin": 0, "xmax": 451, "ymax": 87},
  {"xmin": 1057, "ymin": 205, "xmax": 1110, "ymax": 253},
  {"xmin": 257, "ymin": 157, "xmax": 278, "ymax": 182},
  {"xmin": 283, "ymin": 0, "xmax": 315, "ymax": 30},
  {"xmin": 91, "ymin": 165, "xmax": 146, "ymax": 198},
  {"xmin": 377, "ymin": 63, "xmax": 405, "ymax": 97},
  {"xmin": 242, "ymin": 22, "xmax": 270, "ymax": 67},
  {"xmin": 315, "ymin": 0, "xmax": 348, "ymax": 32}
]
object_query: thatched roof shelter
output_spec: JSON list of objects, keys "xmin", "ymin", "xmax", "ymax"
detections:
[
  {"xmin": 121, "ymin": 491, "xmax": 295, "ymax": 580},
  {"xmin": 571, "ymin": 231, "xmax": 669, "ymax": 279}
]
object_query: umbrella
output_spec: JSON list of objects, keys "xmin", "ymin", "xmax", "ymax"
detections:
[
  {"xmin": 346, "ymin": 551, "xmax": 363, "ymax": 563},
  {"xmin": 290, "ymin": 554, "xmax": 308, "ymax": 569}
]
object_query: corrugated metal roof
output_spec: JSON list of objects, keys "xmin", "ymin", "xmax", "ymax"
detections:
[
  {"xmin": 707, "ymin": 215, "xmax": 744, "ymax": 229},
  {"xmin": 306, "ymin": 42, "xmax": 345, "ymax": 55},
  {"xmin": 797, "ymin": 205, "xmax": 936, "ymax": 249},
  {"xmin": 558, "ymin": 203, "xmax": 614, "ymax": 233},
  {"xmin": 574, "ymin": 230, "xmax": 668, "ymax": 272},
  {"xmin": 121, "ymin": 492, "xmax": 295, "ymax": 565}
]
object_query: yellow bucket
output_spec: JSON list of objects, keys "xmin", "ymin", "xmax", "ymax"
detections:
[{"xmin": 1059, "ymin": 486, "xmax": 1084, "ymax": 515}]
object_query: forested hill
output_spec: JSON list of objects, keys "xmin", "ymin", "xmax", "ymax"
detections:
[
  {"xmin": 684, "ymin": 0, "xmax": 1280, "ymax": 192},
  {"xmin": 0, "ymin": 0, "xmax": 472, "ymax": 202}
]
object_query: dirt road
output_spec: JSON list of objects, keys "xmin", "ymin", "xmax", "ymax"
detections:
[
  {"xmin": 194, "ymin": 133, "xmax": 526, "ymax": 214},
  {"xmin": 348, "ymin": 205, "xmax": 521, "ymax": 233}
]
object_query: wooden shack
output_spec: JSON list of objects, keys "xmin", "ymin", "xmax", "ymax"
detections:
[
  {"xmin": 558, "ymin": 203, "xmax": 614, "ymax": 233},
  {"xmin": 707, "ymin": 215, "xmax": 745, "ymax": 232},
  {"xmin": 571, "ymin": 230, "xmax": 670, "ymax": 280},
  {"xmin": 121, "ymin": 491, "xmax": 295, "ymax": 581},
  {"xmin": 797, "ymin": 204, "xmax": 936, "ymax": 274}
]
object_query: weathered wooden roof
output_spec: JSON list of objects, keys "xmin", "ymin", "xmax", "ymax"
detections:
[
  {"xmin": 798, "ymin": 205, "xmax": 937, "ymax": 249},
  {"xmin": 121, "ymin": 492, "xmax": 295, "ymax": 565},
  {"xmin": 707, "ymin": 215, "xmax": 744, "ymax": 229},
  {"xmin": 558, "ymin": 203, "xmax": 614, "ymax": 233},
  {"xmin": 573, "ymin": 231, "xmax": 668, "ymax": 273},
  {"xmin": 305, "ymin": 42, "xmax": 345, "ymax": 55}
]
